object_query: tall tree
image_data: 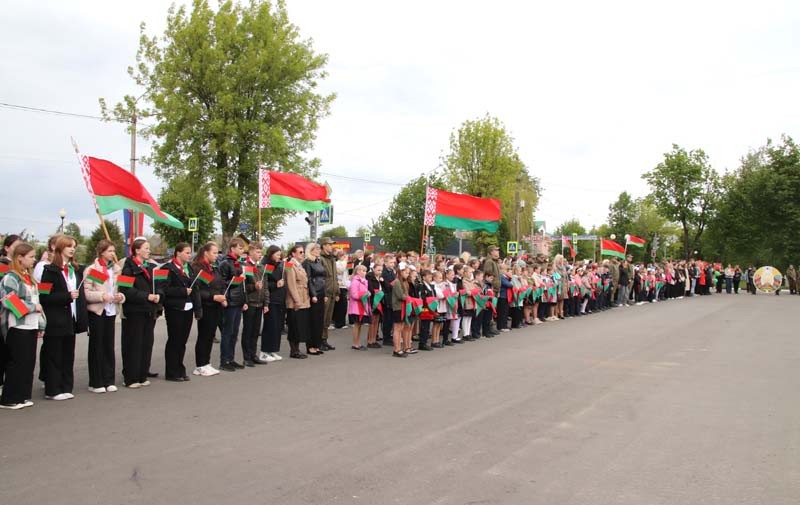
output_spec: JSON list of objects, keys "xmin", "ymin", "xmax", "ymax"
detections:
[
  {"xmin": 102, "ymin": 0, "xmax": 334, "ymax": 242},
  {"xmin": 441, "ymin": 114, "xmax": 540, "ymax": 252},
  {"xmin": 86, "ymin": 221, "xmax": 125, "ymax": 264},
  {"xmin": 373, "ymin": 175, "xmax": 453, "ymax": 254},
  {"xmin": 551, "ymin": 219, "xmax": 586, "ymax": 258},
  {"xmin": 607, "ymin": 191, "xmax": 636, "ymax": 241},
  {"xmin": 320, "ymin": 226, "xmax": 347, "ymax": 239},
  {"xmin": 153, "ymin": 173, "xmax": 216, "ymax": 248},
  {"xmin": 642, "ymin": 144, "xmax": 720, "ymax": 259}
]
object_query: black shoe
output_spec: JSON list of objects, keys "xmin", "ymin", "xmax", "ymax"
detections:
[
  {"xmin": 230, "ymin": 361, "xmax": 245, "ymax": 369},
  {"xmin": 253, "ymin": 357, "xmax": 269, "ymax": 365},
  {"xmin": 418, "ymin": 344, "xmax": 433, "ymax": 351},
  {"xmin": 392, "ymin": 351, "xmax": 407, "ymax": 358},
  {"xmin": 444, "ymin": 341, "xmax": 455, "ymax": 346},
  {"xmin": 219, "ymin": 363, "xmax": 237, "ymax": 372},
  {"xmin": 147, "ymin": 371, "xmax": 159, "ymax": 378},
  {"xmin": 165, "ymin": 376, "xmax": 186, "ymax": 382},
  {"xmin": 453, "ymin": 339, "xmax": 464, "ymax": 344},
  {"xmin": 463, "ymin": 336, "xmax": 475, "ymax": 341},
  {"xmin": 182, "ymin": 375, "xmax": 190, "ymax": 381},
  {"xmin": 307, "ymin": 350, "xmax": 324, "ymax": 355},
  {"xmin": 485, "ymin": 334, "xmax": 495, "ymax": 338},
  {"xmin": 290, "ymin": 352, "xmax": 308, "ymax": 359},
  {"xmin": 431, "ymin": 343, "xmax": 443, "ymax": 348},
  {"xmin": 367, "ymin": 342, "xmax": 382, "ymax": 349},
  {"xmin": 321, "ymin": 342, "xmax": 336, "ymax": 351},
  {"xmin": 243, "ymin": 360, "xmax": 255, "ymax": 367}
]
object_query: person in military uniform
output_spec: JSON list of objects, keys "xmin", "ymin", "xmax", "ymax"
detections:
[{"xmin": 786, "ymin": 265, "xmax": 797, "ymax": 294}]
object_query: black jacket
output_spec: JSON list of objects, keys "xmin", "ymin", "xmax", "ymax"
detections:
[
  {"xmin": 381, "ymin": 267, "xmax": 396, "ymax": 307},
  {"xmin": 243, "ymin": 260, "xmax": 269, "ymax": 307},
  {"xmin": 303, "ymin": 258, "xmax": 326, "ymax": 299},
  {"xmin": 40, "ymin": 262, "xmax": 88, "ymax": 336},
  {"xmin": 618, "ymin": 265, "xmax": 630, "ymax": 287},
  {"xmin": 163, "ymin": 260, "xmax": 201, "ymax": 317},
  {"xmin": 192, "ymin": 260, "xmax": 225, "ymax": 313},
  {"xmin": 218, "ymin": 254, "xmax": 246, "ymax": 307},
  {"xmin": 120, "ymin": 257, "xmax": 163, "ymax": 317},
  {"xmin": 264, "ymin": 260, "xmax": 286, "ymax": 305}
]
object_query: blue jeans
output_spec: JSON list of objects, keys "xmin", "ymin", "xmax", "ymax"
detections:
[
  {"xmin": 690, "ymin": 278, "xmax": 697, "ymax": 296},
  {"xmin": 725, "ymin": 278, "xmax": 732, "ymax": 293},
  {"xmin": 220, "ymin": 306, "xmax": 243, "ymax": 364}
]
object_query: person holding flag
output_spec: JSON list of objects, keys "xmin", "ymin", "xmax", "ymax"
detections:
[
  {"xmin": 259, "ymin": 245, "xmax": 285, "ymax": 363},
  {"xmin": 0, "ymin": 243, "xmax": 45, "ymax": 410},
  {"xmin": 83, "ymin": 239, "xmax": 125, "ymax": 393},
  {"xmin": 39, "ymin": 236, "xmax": 87, "ymax": 401},
  {"xmin": 218, "ymin": 238, "xmax": 248, "ymax": 371},
  {"xmin": 347, "ymin": 264, "xmax": 370, "ymax": 350},
  {"xmin": 119, "ymin": 238, "xmax": 163, "ymax": 389},
  {"xmin": 365, "ymin": 264, "xmax": 384, "ymax": 349},
  {"xmin": 162, "ymin": 243, "xmax": 198, "ymax": 382},
  {"xmin": 241, "ymin": 245, "xmax": 269, "ymax": 367},
  {"xmin": 191, "ymin": 242, "xmax": 226, "ymax": 377}
]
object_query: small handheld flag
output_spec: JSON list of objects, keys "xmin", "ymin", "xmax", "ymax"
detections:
[
  {"xmin": 265, "ymin": 264, "xmax": 275, "ymax": 276},
  {"xmin": 37, "ymin": 282, "xmax": 53, "ymax": 295},
  {"xmin": 3, "ymin": 292, "xmax": 30, "ymax": 318},
  {"xmin": 86, "ymin": 269, "xmax": 110, "ymax": 285},
  {"xmin": 244, "ymin": 265, "xmax": 256, "ymax": 278},
  {"xmin": 0, "ymin": 264, "xmax": 9, "ymax": 278},
  {"xmin": 116, "ymin": 275, "xmax": 135, "ymax": 288},
  {"xmin": 153, "ymin": 269, "xmax": 169, "ymax": 281},
  {"xmin": 198, "ymin": 270, "xmax": 214, "ymax": 285}
]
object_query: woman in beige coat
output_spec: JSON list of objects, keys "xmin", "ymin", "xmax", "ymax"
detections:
[
  {"xmin": 83, "ymin": 240, "xmax": 125, "ymax": 393},
  {"xmin": 285, "ymin": 244, "xmax": 311, "ymax": 359}
]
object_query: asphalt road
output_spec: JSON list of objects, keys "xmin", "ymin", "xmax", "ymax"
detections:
[{"xmin": 1, "ymin": 293, "xmax": 798, "ymax": 505}]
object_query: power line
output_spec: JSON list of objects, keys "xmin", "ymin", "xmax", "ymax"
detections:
[{"xmin": 0, "ymin": 102, "xmax": 110, "ymax": 122}]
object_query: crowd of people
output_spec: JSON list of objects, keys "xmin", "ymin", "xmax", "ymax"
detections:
[{"xmin": 0, "ymin": 232, "xmax": 780, "ymax": 410}]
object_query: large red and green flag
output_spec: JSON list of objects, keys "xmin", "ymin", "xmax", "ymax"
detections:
[
  {"xmin": 601, "ymin": 238, "xmax": 626, "ymax": 259},
  {"xmin": 86, "ymin": 268, "xmax": 109, "ymax": 285},
  {"xmin": 3, "ymin": 292, "xmax": 30, "ymax": 318},
  {"xmin": 626, "ymin": 235, "xmax": 646, "ymax": 248},
  {"xmin": 423, "ymin": 188, "xmax": 501, "ymax": 232},
  {"xmin": 372, "ymin": 289, "xmax": 385, "ymax": 313},
  {"xmin": 425, "ymin": 296, "xmax": 439, "ymax": 312},
  {"xmin": 153, "ymin": 269, "xmax": 169, "ymax": 281},
  {"xmin": 259, "ymin": 169, "xmax": 331, "ymax": 211},
  {"xmin": 37, "ymin": 282, "xmax": 53, "ymax": 295},
  {"xmin": 78, "ymin": 155, "xmax": 184, "ymax": 229},
  {"xmin": 116, "ymin": 275, "xmax": 135, "ymax": 288}
]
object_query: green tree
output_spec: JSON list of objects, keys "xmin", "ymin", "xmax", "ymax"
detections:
[
  {"xmin": 320, "ymin": 225, "xmax": 347, "ymax": 239},
  {"xmin": 86, "ymin": 221, "xmax": 125, "ymax": 264},
  {"xmin": 102, "ymin": 0, "xmax": 334, "ymax": 242},
  {"xmin": 607, "ymin": 191, "xmax": 636, "ymax": 241},
  {"xmin": 642, "ymin": 144, "xmax": 720, "ymax": 259},
  {"xmin": 61, "ymin": 222, "xmax": 84, "ymax": 245},
  {"xmin": 373, "ymin": 175, "xmax": 453, "ymax": 253},
  {"xmin": 153, "ymin": 174, "xmax": 216, "ymax": 248},
  {"xmin": 551, "ymin": 219, "xmax": 586, "ymax": 259},
  {"xmin": 441, "ymin": 114, "xmax": 540, "ymax": 253}
]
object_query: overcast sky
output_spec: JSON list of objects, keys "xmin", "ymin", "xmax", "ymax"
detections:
[{"xmin": 2, "ymin": 0, "xmax": 798, "ymax": 245}]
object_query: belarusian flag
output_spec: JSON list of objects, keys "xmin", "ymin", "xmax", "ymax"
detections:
[
  {"xmin": 601, "ymin": 238, "xmax": 625, "ymax": 259},
  {"xmin": 3, "ymin": 292, "xmax": 30, "ymax": 318},
  {"xmin": 425, "ymin": 296, "xmax": 439, "ymax": 312},
  {"xmin": 116, "ymin": 275, "xmax": 135, "ymax": 288},
  {"xmin": 230, "ymin": 275, "xmax": 245, "ymax": 286},
  {"xmin": 258, "ymin": 169, "xmax": 330, "ymax": 211},
  {"xmin": 243, "ymin": 265, "xmax": 255, "ymax": 278},
  {"xmin": 561, "ymin": 236, "xmax": 576, "ymax": 258},
  {"xmin": 198, "ymin": 270, "xmax": 214, "ymax": 285},
  {"xmin": 372, "ymin": 289, "xmax": 385, "ymax": 313},
  {"xmin": 80, "ymin": 156, "xmax": 183, "ymax": 229},
  {"xmin": 264, "ymin": 264, "xmax": 275, "ymax": 276},
  {"xmin": 626, "ymin": 235, "xmax": 646, "ymax": 248},
  {"xmin": 284, "ymin": 262, "xmax": 294, "ymax": 271},
  {"xmin": 153, "ymin": 269, "xmax": 169, "ymax": 281},
  {"xmin": 0, "ymin": 264, "xmax": 8, "ymax": 277},
  {"xmin": 37, "ymin": 282, "xmax": 53, "ymax": 295},
  {"xmin": 86, "ymin": 268, "xmax": 109, "ymax": 285},
  {"xmin": 423, "ymin": 188, "xmax": 501, "ymax": 232}
]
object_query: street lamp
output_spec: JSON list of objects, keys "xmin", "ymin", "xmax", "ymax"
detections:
[
  {"xmin": 610, "ymin": 234, "xmax": 616, "ymax": 240},
  {"xmin": 59, "ymin": 209, "xmax": 66, "ymax": 233}
]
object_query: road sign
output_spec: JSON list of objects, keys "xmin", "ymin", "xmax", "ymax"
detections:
[
  {"xmin": 364, "ymin": 232, "xmax": 371, "ymax": 243},
  {"xmin": 192, "ymin": 231, "xmax": 198, "ymax": 243},
  {"xmin": 319, "ymin": 206, "xmax": 333, "ymax": 225},
  {"xmin": 651, "ymin": 249, "xmax": 657, "ymax": 258},
  {"xmin": 507, "ymin": 241, "xmax": 519, "ymax": 254},
  {"xmin": 188, "ymin": 217, "xmax": 198, "ymax": 232},
  {"xmin": 166, "ymin": 248, "xmax": 174, "ymax": 256}
]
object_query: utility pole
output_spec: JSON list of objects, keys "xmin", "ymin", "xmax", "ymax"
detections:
[
  {"xmin": 130, "ymin": 107, "xmax": 138, "ymax": 237},
  {"xmin": 514, "ymin": 183, "xmax": 520, "ymax": 242}
]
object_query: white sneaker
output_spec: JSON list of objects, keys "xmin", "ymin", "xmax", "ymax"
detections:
[
  {"xmin": 140, "ymin": 380, "xmax": 151, "ymax": 387},
  {"xmin": 106, "ymin": 385, "xmax": 118, "ymax": 392},
  {"xmin": 0, "ymin": 403, "xmax": 25, "ymax": 410},
  {"xmin": 45, "ymin": 393, "xmax": 70, "ymax": 401},
  {"xmin": 127, "ymin": 383, "xmax": 142, "ymax": 389},
  {"xmin": 270, "ymin": 353, "xmax": 282, "ymax": 361},
  {"xmin": 88, "ymin": 387, "xmax": 106, "ymax": 394},
  {"xmin": 342, "ymin": 325, "xmax": 349, "ymax": 329},
  {"xmin": 327, "ymin": 325, "xmax": 335, "ymax": 330},
  {"xmin": 258, "ymin": 351, "xmax": 270, "ymax": 361},
  {"xmin": 264, "ymin": 353, "xmax": 277, "ymax": 362},
  {"xmin": 200, "ymin": 365, "xmax": 220, "ymax": 377},
  {"xmin": 22, "ymin": 400, "xmax": 34, "ymax": 408},
  {"xmin": 501, "ymin": 328, "xmax": 511, "ymax": 332},
  {"xmin": 64, "ymin": 393, "xmax": 75, "ymax": 399},
  {"xmin": 192, "ymin": 367, "xmax": 204, "ymax": 376}
]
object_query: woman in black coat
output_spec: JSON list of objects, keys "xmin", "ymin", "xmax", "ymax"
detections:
[
  {"xmin": 119, "ymin": 238, "xmax": 163, "ymax": 389},
  {"xmin": 39, "ymin": 235, "xmax": 88, "ymax": 401},
  {"xmin": 163, "ymin": 242, "xmax": 199, "ymax": 382},
  {"xmin": 302, "ymin": 242, "xmax": 326, "ymax": 356},
  {"xmin": 191, "ymin": 242, "xmax": 227, "ymax": 377},
  {"xmin": 260, "ymin": 245, "xmax": 286, "ymax": 362}
]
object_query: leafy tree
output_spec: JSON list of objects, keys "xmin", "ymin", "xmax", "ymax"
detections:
[
  {"xmin": 102, "ymin": 0, "xmax": 334, "ymax": 242},
  {"xmin": 354, "ymin": 225, "xmax": 370, "ymax": 237},
  {"xmin": 320, "ymin": 225, "xmax": 347, "ymax": 239},
  {"xmin": 551, "ymin": 219, "xmax": 586, "ymax": 259},
  {"xmin": 373, "ymin": 175, "xmax": 453, "ymax": 254},
  {"xmin": 642, "ymin": 144, "xmax": 720, "ymax": 259},
  {"xmin": 441, "ymin": 114, "xmax": 540, "ymax": 252},
  {"xmin": 607, "ymin": 192, "xmax": 636, "ymax": 241},
  {"xmin": 86, "ymin": 220, "xmax": 125, "ymax": 264},
  {"xmin": 61, "ymin": 222, "xmax": 84, "ymax": 245},
  {"xmin": 153, "ymin": 174, "xmax": 215, "ymax": 248}
]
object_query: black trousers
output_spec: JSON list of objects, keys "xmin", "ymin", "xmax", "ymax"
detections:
[
  {"xmin": 121, "ymin": 313, "xmax": 155, "ymax": 386},
  {"xmin": 241, "ymin": 305, "xmax": 263, "ymax": 361},
  {"xmin": 165, "ymin": 309, "xmax": 193, "ymax": 379},
  {"xmin": 41, "ymin": 332, "xmax": 75, "ymax": 396},
  {"xmin": 418, "ymin": 319, "xmax": 431, "ymax": 346},
  {"xmin": 261, "ymin": 303, "xmax": 284, "ymax": 353},
  {"xmin": 496, "ymin": 297, "xmax": 510, "ymax": 330},
  {"xmin": 511, "ymin": 306, "xmax": 523, "ymax": 328},
  {"xmin": 87, "ymin": 311, "xmax": 116, "ymax": 388},
  {"xmin": 196, "ymin": 304, "xmax": 220, "ymax": 367},
  {"xmin": 287, "ymin": 307, "xmax": 309, "ymax": 343},
  {"xmin": 334, "ymin": 288, "xmax": 348, "ymax": 328},
  {"xmin": 381, "ymin": 299, "xmax": 394, "ymax": 340},
  {"xmin": 308, "ymin": 299, "xmax": 324, "ymax": 349},
  {"xmin": 481, "ymin": 308, "xmax": 494, "ymax": 336},
  {"xmin": 1, "ymin": 328, "xmax": 37, "ymax": 405},
  {"xmin": 0, "ymin": 331, "xmax": 6, "ymax": 387}
]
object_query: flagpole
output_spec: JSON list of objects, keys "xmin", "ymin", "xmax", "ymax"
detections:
[
  {"xmin": 420, "ymin": 225, "xmax": 428, "ymax": 256},
  {"xmin": 188, "ymin": 270, "xmax": 202, "ymax": 289},
  {"xmin": 71, "ymin": 137, "xmax": 113, "ymax": 244},
  {"xmin": 224, "ymin": 277, "xmax": 234, "ymax": 297}
]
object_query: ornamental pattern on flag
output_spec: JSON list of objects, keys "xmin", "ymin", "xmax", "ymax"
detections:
[
  {"xmin": 259, "ymin": 168, "xmax": 271, "ymax": 208},
  {"xmin": 423, "ymin": 187, "xmax": 438, "ymax": 227}
]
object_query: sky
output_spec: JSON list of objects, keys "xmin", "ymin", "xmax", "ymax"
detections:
[{"xmin": 2, "ymin": 0, "xmax": 799, "ymax": 246}]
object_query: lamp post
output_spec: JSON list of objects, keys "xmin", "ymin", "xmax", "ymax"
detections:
[{"xmin": 59, "ymin": 209, "xmax": 66, "ymax": 233}]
